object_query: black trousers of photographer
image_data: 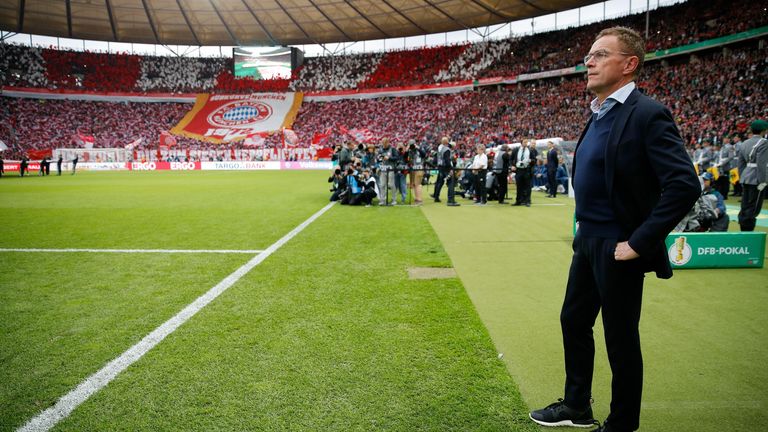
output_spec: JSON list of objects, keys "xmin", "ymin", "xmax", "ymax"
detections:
[
  {"xmin": 474, "ymin": 169, "xmax": 487, "ymax": 203},
  {"xmin": 433, "ymin": 167, "xmax": 456, "ymax": 203},
  {"xmin": 515, "ymin": 168, "xmax": 533, "ymax": 205},
  {"xmin": 496, "ymin": 171, "xmax": 508, "ymax": 203}
]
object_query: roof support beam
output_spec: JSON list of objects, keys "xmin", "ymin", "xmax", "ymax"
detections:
[
  {"xmin": 176, "ymin": 0, "xmax": 201, "ymax": 46},
  {"xmin": 274, "ymin": 1, "xmax": 316, "ymax": 45},
  {"xmin": 105, "ymin": 0, "xmax": 118, "ymax": 41},
  {"xmin": 240, "ymin": 0, "xmax": 279, "ymax": 46},
  {"xmin": 421, "ymin": 0, "xmax": 470, "ymax": 31},
  {"xmin": 519, "ymin": 0, "xmax": 547, "ymax": 12},
  {"xmin": 306, "ymin": 0, "xmax": 352, "ymax": 42},
  {"xmin": 66, "ymin": 0, "xmax": 72, "ymax": 37},
  {"xmin": 139, "ymin": 0, "xmax": 160, "ymax": 43},
  {"xmin": 208, "ymin": 0, "xmax": 241, "ymax": 46},
  {"xmin": 342, "ymin": 0, "xmax": 391, "ymax": 39},
  {"xmin": 380, "ymin": 0, "xmax": 428, "ymax": 34},
  {"xmin": 1, "ymin": 31, "xmax": 19, "ymax": 42},
  {"xmin": 17, "ymin": 0, "xmax": 25, "ymax": 32},
  {"xmin": 468, "ymin": 0, "xmax": 513, "ymax": 20}
]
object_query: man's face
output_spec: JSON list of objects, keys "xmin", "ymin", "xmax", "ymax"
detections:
[{"xmin": 586, "ymin": 35, "xmax": 633, "ymax": 97}]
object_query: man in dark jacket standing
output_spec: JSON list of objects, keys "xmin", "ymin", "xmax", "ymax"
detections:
[
  {"xmin": 546, "ymin": 141, "xmax": 559, "ymax": 197},
  {"xmin": 529, "ymin": 27, "xmax": 700, "ymax": 432},
  {"xmin": 510, "ymin": 139, "xmax": 537, "ymax": 207}
]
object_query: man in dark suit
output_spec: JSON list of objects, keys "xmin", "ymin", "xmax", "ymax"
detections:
[
  {"xmin": 546, "ymin": 141, "xmax": 559, "ymax": 197},
  {"xmin": 20, "ymin": 156, "xmax": 28, "ymax": 177},
  {"xmin": 510, "ymin": 138, "xmax": 537, "ymax": 207},
  {"xmin": 529, "ymin": 27, "xmax": 700, "ymax": 432}
]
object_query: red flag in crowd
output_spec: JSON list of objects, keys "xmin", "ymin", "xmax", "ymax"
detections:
[
  {"xmin": 73, "ymin": 133, "xmax": 95, "ymax": 148},
  {"xmin": 125, "ymin": 137, "xmax": 143, "ymax": 150},
  {"xmin": 347, "ymin": 128, "xmax": 376, "ymax": 143},
  {"xmin": 243, "ymin": 132, "xmax": 268, "ymax": 148},
  {"xmin": 159, "ymin": 131, "xmax": 177, "ymax": 148},
  {"xmin": 311, "ymin": 131, "xmax": 331, "ymax": 146},
  {"xmin": 28, "ymin": 148, "xmax": 53, "ymax": 159},
  {"xmin": 283, "ymin": 128, "xmax": 299, "ymax": 148},
  {"xmin": 315, "ymin": 147, "xmax": 334, "ymax": 159}
]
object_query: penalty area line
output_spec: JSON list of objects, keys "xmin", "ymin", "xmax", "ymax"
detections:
[
  {"xmin": 17, "ymin": 201, "xmax": 336, "ymax": 432},
  {"xmin": 0, "ymin": 248, "xmax": 265, "ymax": 254}
]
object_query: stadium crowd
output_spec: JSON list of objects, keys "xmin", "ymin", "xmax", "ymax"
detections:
[
  {"xmin": 1, "ymin": 43, "xmax": 766, "ymax": 162},
  {"xmin": 1, "ymin": 0, "xmax": 764, "ymax": 93}
]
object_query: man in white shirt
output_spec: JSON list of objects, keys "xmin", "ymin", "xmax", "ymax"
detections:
[{"xmin": 470, "ymin": 144, "xmax": 488, "ymax": 205}]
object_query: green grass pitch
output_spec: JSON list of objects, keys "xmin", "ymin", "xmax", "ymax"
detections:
[
  {"xmin": 1, "ymin": 171, "xmax": 766, "ymax": 431},
  {"xmin": 0, "ymin": 171, "xmax": 536, "ymax": 432}
]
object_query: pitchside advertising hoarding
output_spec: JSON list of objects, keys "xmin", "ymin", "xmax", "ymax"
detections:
[
  {"xmin": 573, "ymin": 218, "xmax": 766, "ymax": 269},
  {"xmin": 4, "ymin": 161, "xmax": 333, "ymax": 172},
  {"xmin": 128, "ymin": 161, "xmax": 201, "ymax": 171},
  {"xmin": 666, "ymin": 232, "xmax": 766, "ymax": 269},
  {"xmin": 4, "ymin": 162, "xmax": 125, "ymax": 172}
]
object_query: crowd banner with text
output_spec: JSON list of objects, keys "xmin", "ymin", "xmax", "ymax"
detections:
[
  {"xmin": 171, "ymin": 93, "xmax": 303, "ymax": 144},
  {"xmin": 666, "ymin": 232, "xmax": 766, "ymax": 269}
]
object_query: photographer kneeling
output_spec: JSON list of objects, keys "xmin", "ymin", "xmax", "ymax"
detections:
[{"xmin": 329, "ymin": 167, "xmax": 346, "ymax": 202}]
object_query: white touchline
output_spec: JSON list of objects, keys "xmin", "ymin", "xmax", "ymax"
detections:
[
  {"xmin": 17, "ymin": 201, "xmax": 336, "ymax": 432},
  {"xmin": 0, "ymin": 248, "xmax": 264, "ymax": 254}
]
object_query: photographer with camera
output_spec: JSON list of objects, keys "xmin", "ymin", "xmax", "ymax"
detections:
[
  {"xmin": 493, "ymin": 144, "xmax": 511, "ymax": 204},
  {"xmin": 328, "ymin": 166, "xmax": 346, "ymax": 202},
  {"xmin": 377, "ymin": 138, "xmax": 399, "ymax": 206},
  {"xmin": 359, "ymin": 168, "xmax": 380, "ymax": 207},
  {"xmin": 406, "ymin": 139, "xmax": 427, "ymax": 205},
  {"xmin": 341, "ymin": 166, "xmax": 362, "ymax": 205}
]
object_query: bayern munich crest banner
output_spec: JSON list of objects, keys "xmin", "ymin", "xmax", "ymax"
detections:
[{"xmin": 171, "ymin": 92, "xmax": 304, "ymax": 144}]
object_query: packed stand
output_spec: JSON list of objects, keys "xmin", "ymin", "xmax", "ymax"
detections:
[
  {"xmin": 0, "ymin": 44, "xmax": 48, "ymax": 88},
  {"xmin": 358, "ymin": 44, "xmax": 468, "ymax": 89},
  {"xmin": 1, "ymin": 44, "xmax": 765, "ymax": 166},
  {"xmin": 136, "ymin": 56, "xmax": 228, "ymax": 93},
  {"xmin": 434, "ymin": 39, "xmax": 513, "ymax": 82},
  {"xmin": 1, "ymin": 0, "xmax": 766, "ymax": 93},
  {"xmin": 477, "ymin": 0, "xmax": 768, "ymax": 78},
  {"xmin": 290, "ymin": 52, "xmax": 384, "ymax": 91}
]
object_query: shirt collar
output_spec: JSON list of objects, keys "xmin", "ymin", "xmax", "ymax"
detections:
[{"xmin": 590, "ymin": 81, "xmax": 636, "ymax": 115}]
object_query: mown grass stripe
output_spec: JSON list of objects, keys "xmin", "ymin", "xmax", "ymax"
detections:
[
  {"xmin": 17, "ymin": 202, "xmax": 335, "ymax": 432},
  {"xmin": 0, "ymin": 248, "xmax": 264, "ymax": 254}
]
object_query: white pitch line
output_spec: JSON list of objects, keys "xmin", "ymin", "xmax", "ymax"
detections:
[
  {"xmin": 0, "ymin": 248, "xmax": 264, "ymax": 254},
  {"xmin": 17, "ymin": 201, "xmax": 336, "ymax": 432}
]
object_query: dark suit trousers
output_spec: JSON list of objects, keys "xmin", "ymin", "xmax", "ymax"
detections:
[
  {"xmin": 515, "ymin": 168, "xmax": 532, "ymax": 204},
  {"xmin": 497, "ymin": 172, "xmax": 508, "ymax": 202},
  {"xmin": 433, "ymin": 169, "xmax": 445, "ymax": 199},
  {"xmin": 561, "ymin": 233, "xmax": 644, "ymax": 432},
  {"xmin": 547, "ymin": 168, "xmax": 557, "ymax": 196}
]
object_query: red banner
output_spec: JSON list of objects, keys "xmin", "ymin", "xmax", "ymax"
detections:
[
  {"xmin": 127, "ymin": 161, "xmax": 201, "ymax": 171},
  {"xmin": 171, "ymin": 93, "xmax": 303, "ymax": 144},
  {"xmin": 27, "ymin": 149, "xmax": 53, "ymax": 159}
]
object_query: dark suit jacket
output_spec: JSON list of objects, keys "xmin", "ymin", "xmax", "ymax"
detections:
[
  {"xmin": 572, "ymin": 88, "xmax": 700, "ymax": 279},
  {"xmin": 546, "ymin": 148, "xmax": 558, "ymax": 171},
  {"xmin": 510, "ymin": 146, "xmax": 537, "ymax": 170}
]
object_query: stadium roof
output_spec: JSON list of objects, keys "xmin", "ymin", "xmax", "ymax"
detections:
[{"xmin": 0, "ymin": 0, "xmax": 603, "ymax": 47}]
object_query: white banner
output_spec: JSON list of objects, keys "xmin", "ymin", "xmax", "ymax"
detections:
[{"xmin": 201, "ymin": 161, "xmax": 281, "ymax": 171}]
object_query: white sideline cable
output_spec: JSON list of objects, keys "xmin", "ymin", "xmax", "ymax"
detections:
[{"xmin": 17, "ymin": 202, "xmax": 335, "ymax": 432}]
